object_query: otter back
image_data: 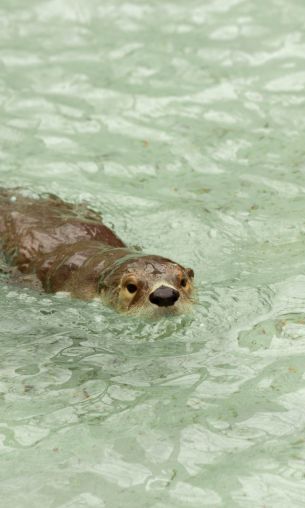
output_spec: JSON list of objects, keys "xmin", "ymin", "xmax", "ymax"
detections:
[{"xmin": 0, "ymin": 188, "xmax": 125, "ymax": 274}]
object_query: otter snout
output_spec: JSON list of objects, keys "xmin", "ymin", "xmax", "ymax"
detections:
[{"xmin": 149, "ymin": 285, "xmax": 180, "ymax": 307}]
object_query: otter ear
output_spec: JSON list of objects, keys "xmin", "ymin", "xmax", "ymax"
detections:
[
  {"xmin": 187, "ymin": 268, "xmax": 194, "ymax": 279},
  {"xmin": 98, "ymin": 275, "xmax": 107, "ymax": 293}
]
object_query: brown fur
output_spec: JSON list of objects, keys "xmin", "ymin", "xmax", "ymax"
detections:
[{"xmin": 0, "ymin": 188, "xmax": 194, "ymax": 315}]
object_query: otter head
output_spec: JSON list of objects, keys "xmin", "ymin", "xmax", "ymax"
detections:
[{"xmin": 99, "ymin": 255, "xmax": 194, "ymax": 317}]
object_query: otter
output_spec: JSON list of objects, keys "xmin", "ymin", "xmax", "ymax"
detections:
[{"xmin": 0, "ymin": 188, "xmax": 194, "ymax": 317}]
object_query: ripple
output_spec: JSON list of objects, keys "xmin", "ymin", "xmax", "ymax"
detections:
[{"xmin": 1, "ymin": 0, "xmax": 305, "ymax": 506}]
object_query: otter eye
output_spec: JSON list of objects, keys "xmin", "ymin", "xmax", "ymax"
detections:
[
  {"xmin": 181, "ymin": 278, "xmax": 187, "ymax": 288},
  {"xmin": 126, "ymin": 283, "xmax": 137, "ymax": 294}
]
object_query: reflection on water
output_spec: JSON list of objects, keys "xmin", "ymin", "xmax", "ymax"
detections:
[{"xmin": 1, "ymin": 0, "xmax": 305, "ymax": 506}]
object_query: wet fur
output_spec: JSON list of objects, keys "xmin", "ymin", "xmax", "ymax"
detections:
[{"xmin": 0, "ymin": 188, "xmax": 194, "ymax": 315}]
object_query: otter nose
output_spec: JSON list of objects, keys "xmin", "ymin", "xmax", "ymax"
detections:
[{"xmin": 149, "ymin": 285, "xmax": 180, "ymax": 307}]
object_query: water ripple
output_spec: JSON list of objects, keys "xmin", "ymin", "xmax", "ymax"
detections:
[{"xmin": 1, "ymin": 0, "xmax": 305, "ymax": 506}]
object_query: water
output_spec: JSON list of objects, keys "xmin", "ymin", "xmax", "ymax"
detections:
[{"xmin": 1, "ymin": 0, "xmax": 305, "ymax": 506}]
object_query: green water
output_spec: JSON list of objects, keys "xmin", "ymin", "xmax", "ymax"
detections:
[{"xmin": 1, "ymin": 0, "xmax": 305, "ymax": 506}]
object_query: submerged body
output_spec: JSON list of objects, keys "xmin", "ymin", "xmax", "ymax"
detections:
[{"xmin": 0, "ymin": 188, "xmax": 194, "ymax": 316}]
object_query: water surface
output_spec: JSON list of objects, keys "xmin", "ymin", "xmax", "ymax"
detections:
[{"xmin": 1, "ymin": 0, "xmax": 305, "ymax": 506}]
